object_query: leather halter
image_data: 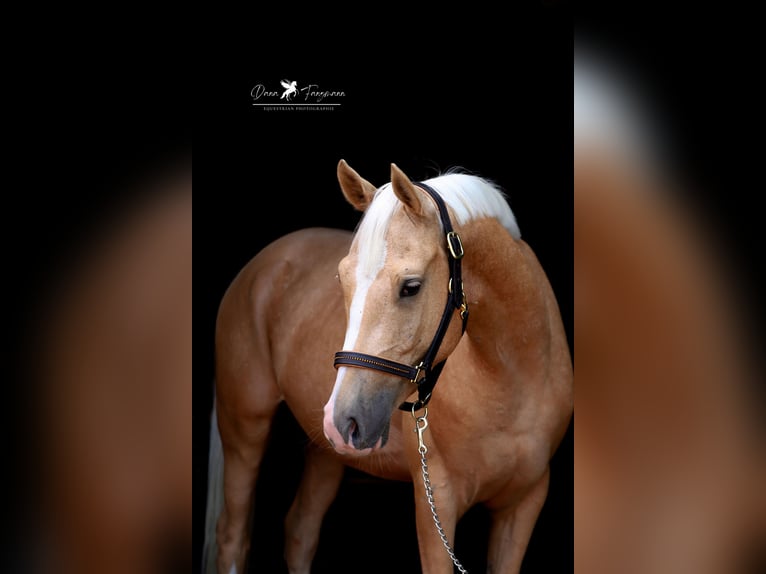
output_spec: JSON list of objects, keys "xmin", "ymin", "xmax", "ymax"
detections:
[{"xmin": 333, "ymin": 181, "xmax": 469, "ymax": 412}]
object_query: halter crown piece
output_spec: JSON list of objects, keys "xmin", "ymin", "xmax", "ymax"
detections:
[{"xmin": 333, "ymin": 181, "xmax": 469, "ymax": 412}]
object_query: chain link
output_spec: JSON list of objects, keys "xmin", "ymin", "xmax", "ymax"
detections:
[{"xmin": 416, "ymin": 414, "xmax": 468, "ymax": 573}]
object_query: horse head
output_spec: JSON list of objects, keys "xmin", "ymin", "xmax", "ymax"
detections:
[{"xmin": 322, "ymin": 160, "xmax": 465, "ymax": 455}]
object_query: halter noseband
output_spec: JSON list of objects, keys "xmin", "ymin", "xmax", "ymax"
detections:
[{"xmin": 333, "ymin": 181, "xmax": 469, "ymax": 412}]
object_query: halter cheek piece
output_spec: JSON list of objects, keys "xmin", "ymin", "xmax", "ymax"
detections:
[{"xmin": 333, "ymin": 181, "xmax": 469, "ymax": 412}]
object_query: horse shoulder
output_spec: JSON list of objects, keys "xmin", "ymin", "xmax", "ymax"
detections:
[{"xmin": 214, "ymin": 228, "xmax": 351, "ymax": 409}]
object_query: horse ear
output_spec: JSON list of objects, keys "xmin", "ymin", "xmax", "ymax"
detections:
[
  {"xmin": 390, "ymin": 163, "xmax": 423, "ymax": 217},
  {"xmin": 337, "ymin": 159, "xmax": 377, "ymax": 211}
]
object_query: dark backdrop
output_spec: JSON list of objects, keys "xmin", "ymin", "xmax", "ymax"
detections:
[{"xmin": 194, "ymin": 7, "xmax": 574, "ymax": 574}]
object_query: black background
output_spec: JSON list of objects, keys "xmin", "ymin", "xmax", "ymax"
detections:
[{"xmin": 194, "ymin": 6, "xmax": 574, "ymax": 574}]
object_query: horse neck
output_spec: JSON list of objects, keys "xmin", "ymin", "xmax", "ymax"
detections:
[{"xmin": 459, "ymin": 217, "xmax": 557, "ymax": 380}]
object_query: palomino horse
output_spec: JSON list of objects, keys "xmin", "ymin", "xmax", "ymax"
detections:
[{"xmin": 203, "ymin": 160, "xmax": 573, "ymax": 573}]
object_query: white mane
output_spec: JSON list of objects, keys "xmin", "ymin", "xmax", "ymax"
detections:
[{"xmin": 353, "ymin": 171, "xmax": 520, "ymax": 276}]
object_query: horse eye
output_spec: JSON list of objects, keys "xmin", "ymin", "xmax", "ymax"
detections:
[{"xmin": 400, "ymin": 280, "xmax": 421, "ymax": 298}]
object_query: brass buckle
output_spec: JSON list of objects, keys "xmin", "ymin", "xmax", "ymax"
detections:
[
  {"xmin": 448, "ymin": 278, "xmax": 463, "ymax": 295},
  {"xmin": 449, "ymin": 278, "xmax": 469, "ymax": 319},
  {"xmin": 446, "ymin": 231, "xmax": 464, "ymax": 260},
  {"xmin": 410, "ymin": 361, "xmax": 425, "ymax": 385}
]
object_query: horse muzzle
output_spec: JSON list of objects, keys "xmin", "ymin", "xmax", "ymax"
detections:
[{"xmin": 322, "ymin": 382, "xmax": 396, "ymax": 455}]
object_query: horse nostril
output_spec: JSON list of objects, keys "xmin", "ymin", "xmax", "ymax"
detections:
[{"xmin": 348, "ymin": 417, "xmax": 359, "ymax": 445}]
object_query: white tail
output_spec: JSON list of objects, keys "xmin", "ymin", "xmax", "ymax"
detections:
[{"xmin": 202, "ymin": 397, "xmax": 224, "ymax": 573}]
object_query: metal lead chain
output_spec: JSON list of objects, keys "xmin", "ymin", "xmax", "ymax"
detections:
[{"xmin": 414, "ymin": 413, "xmax": 468, "ymax": 573}]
